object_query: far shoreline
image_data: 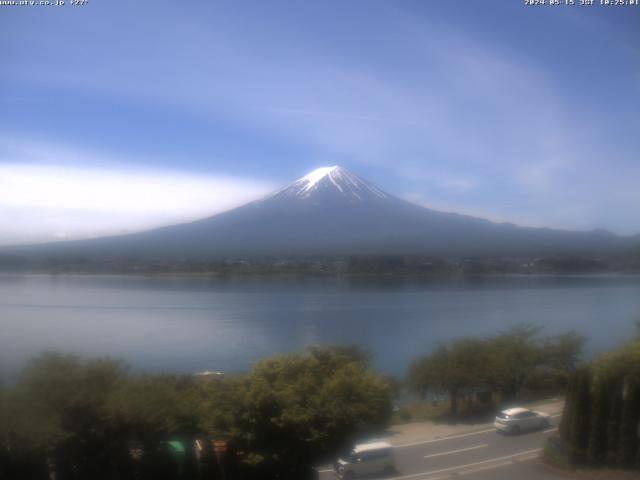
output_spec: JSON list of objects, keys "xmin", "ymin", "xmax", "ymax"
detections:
[{"xmin": 2, "ymin": 270, "xmax": 640, "ymax": 278}]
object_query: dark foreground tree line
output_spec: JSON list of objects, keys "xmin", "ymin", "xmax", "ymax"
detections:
[
  {"xmin": 548, "ymin": 329, "xmax": 640, "ymax": 470},
  {"xmin": 0, "ymin": 346, "xmax": 391, "ymax": 480},
  {"xmin": 0, "ymin": 326, "xmax": 588, "ymax": 480}
]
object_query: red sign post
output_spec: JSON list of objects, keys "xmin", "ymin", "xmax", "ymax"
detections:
[{"xmin": 211, "ymin": 440, "xmax": 228, "ymax": 480}]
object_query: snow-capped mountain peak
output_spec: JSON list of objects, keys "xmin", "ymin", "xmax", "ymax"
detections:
[
  {"xmin": 300, "ymin": 165, "xmax": 340, "ymax": 190},
  {"xmin": 277, "ymin": 165, "xmax": 388, "ymax": 201}
]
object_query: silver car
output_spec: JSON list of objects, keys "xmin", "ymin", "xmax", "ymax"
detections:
[
  {"xmin": 334, "ymin": 441, "xmax": 395, "ymax": 479},
  {"xmin": 494, "ymin": 407, "xmax": 550, "ymax": 434}
]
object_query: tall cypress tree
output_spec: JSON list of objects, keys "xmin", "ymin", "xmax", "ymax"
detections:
[
  {"xmin": 618, "ymin": 378, "xmax": 640, "ymax": 466},
  {"xmin": 560, "ymin": 373, "xmax": 576, "ymax": 443},
  {"xmin": 605, "ymin": 385, "xmax": 624, "ymax": 465},
  {"xmin": 569, "ymin": 367, "xmax": 591, "ymax": 465},
  {"xmin": 587, "ymin": 376, "xmax": 610, "ymax": 465}
]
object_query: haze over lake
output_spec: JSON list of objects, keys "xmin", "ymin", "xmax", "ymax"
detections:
[{"xmin": 1, "ymin": 273, "xmax": 639, "ymax": 379}]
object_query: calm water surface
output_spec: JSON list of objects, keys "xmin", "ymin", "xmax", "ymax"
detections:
[{"xmin": 1, "ymin": 274, "xmax": 639, "ymax": 378}]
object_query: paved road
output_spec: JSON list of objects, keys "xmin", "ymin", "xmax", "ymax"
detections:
[{"xmin": 318, "ymin": 414, "xmax": 565, "ymax": 480}]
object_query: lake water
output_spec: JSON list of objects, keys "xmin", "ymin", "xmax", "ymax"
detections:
[{"xmin": 1, "ymin": 273, "xmax": 639, "ymax": 379}]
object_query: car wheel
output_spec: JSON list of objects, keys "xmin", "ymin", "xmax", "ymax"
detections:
[
  {"xmin": 539, "ymin": 419, "xmax": 549, "ymax": 429},
  {"xmin": 344, "ymin": 471, "xmax": 355, "ymax": 479},
  {"xmin": 510, "ymin": 425, "xmax": 520, "ymax": 435}
]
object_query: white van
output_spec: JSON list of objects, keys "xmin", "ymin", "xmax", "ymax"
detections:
[{"xmin": 334, "ymin": 441, "xmax": 395, "ymax": 478}]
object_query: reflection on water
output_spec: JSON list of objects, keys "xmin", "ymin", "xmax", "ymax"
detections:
[{"xmin": 1, "ymin": 273, "xmax": 639, "ymax": 378}]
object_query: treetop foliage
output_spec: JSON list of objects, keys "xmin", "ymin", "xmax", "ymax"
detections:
[
  {"xmin": 1, "ymin": 346, "xmax": 391, "ymax": 480},
  {"xmin": 408, "ymin": 324, "xmax": 585, "ymax": 415}
]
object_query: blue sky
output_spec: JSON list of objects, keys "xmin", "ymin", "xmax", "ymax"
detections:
[{"xmin": 1, "ymin": 0, "xmax": 639, "ymax": 245}]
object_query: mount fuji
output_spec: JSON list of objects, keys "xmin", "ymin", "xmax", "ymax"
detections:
[{"xmin": 4, "ymin": 166, "xmax": 633, "ymax": 259}]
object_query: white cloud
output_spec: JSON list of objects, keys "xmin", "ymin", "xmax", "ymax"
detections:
[{"xmin": 0, "ymin": 145, "xmax": 275, "ymax": 246}]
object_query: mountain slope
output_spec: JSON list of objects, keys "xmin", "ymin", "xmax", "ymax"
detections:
[{"xmin": 4, "ymin": 166, "xmax": 634, "ymax": 259}]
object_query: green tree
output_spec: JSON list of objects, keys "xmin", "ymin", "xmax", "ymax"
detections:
[
  {"xmin": 568, "ymin": 367, "xmax": 591, "ymax": 465},
  {"xmin": 409, "ymin": 339, "xmax": 492, "ymax": 416},
  {"xmin": 110, "ymin": 374, "xmax": 204, "ymax": 443},
  {"xmin": 559, "ymin": 373, "xmax": 573, "ymax": 440},
  {"xmin": 409, "ymin": 326, "xmax": 586, "ymax": 418},
  {"xmin": 488, "ymin": 324, "xmax": 543, "ymax": 401},
  {"xmin": 587, "ymin": 376, "xmax": 610, "ymax": 465},
  {"xmin": 541, "ymin": 331, "xmax": 586, "ymax": 373},
  {"xmin": 605, "ymin": 390, "xmax": 624, "ymax": 465},
  {"xmin": 592, "ymin": 337, "xmax": 640, "ymax": 466},
  {"xmin": 6, "ymin": 353, "xmax": 130, "ymax": 479},
  {"xmin": 230, "ymin": 346, "xmax": 391, "ymax": 478},
  {"xmin": 556, "ymin": 335, "xmax": 640, "ymax": 469},
  {"xmin": 618, "ymin": 378, "xmax": 640, "ymax": 466}
]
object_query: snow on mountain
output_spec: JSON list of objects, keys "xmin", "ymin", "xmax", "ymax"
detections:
[{"xmin": 273, "ymin": 165, "xmax": 388, "ymax": 201}]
